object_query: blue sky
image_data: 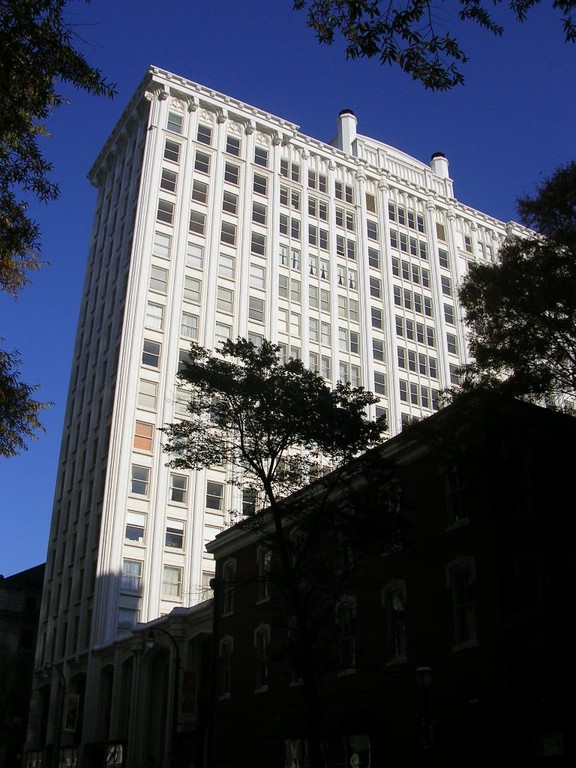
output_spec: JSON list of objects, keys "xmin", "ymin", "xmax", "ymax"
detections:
[{"xmin": 1, "ymin": 0, "xmax": 575, "ymax": 576}]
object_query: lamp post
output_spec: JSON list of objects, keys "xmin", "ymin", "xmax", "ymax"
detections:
[
  {"xmin": 146, "ymin": 627, "xmax": 181, "ymax": 768},
  {"xmin": 37, "ymin": 663, "xmax": 66, "ymax": 768},
  {"xmin": 416, "ymin": 666, "xmax": 433, "ymax": 764}
]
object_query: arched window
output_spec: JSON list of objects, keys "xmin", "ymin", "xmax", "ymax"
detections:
[
  {"xmin": 254, "ymin": 624, "xmax": 270, "ymax": 690},
  {"xmin": 219, "ymin": 636, "xmax": 233, "ymax": 697},
  {"xmin": 222, "ymin": 559, "xmax": 236, "ymax": 615},
  {"xmin": 382, "ymin": 580, "xmax": 407, "ymax": 662},
  {"xmin": 446, "ymin": 557, "xmax": 477, "ymax": 647}
]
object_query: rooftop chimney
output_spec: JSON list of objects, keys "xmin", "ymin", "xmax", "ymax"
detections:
[
  {"xmin": 430, "ymin": 152, "xmax": 449, "ymax": 179},
  {"xmin": 334, "ymin": 109, "xmax": 357, "ymax": 155}
]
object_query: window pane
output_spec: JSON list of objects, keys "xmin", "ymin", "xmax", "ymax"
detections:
[
  {"xmin": 142, "ymin": 340, "xmax": 160, "ymax": 367},
  {"xmin": 206, "ymin": 481, "xmax": 224, "ymax": 510},
  {"xmin": 134, "ymin": 421, "xmax": 154, "ymax": 452},
  {"xmin": 131, "ymin": 465, "xmax": 150, "ymax": 495},
  {"xmin": 165, "ymin": 519, "xmax": 184, "ymax": 549}
]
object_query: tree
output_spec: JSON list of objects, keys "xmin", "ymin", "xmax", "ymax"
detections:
[
  {"xmin": 293, "ymin": 0, "xmax": 576, "ymax": 90},
  {"xmin": 458, "ymin": 161, "xmax": 576, "ymax": 405},
  {"xmin": 162, "ymin": 338, "xmax": 392, "ymax": 767},
  {"xmin": 0, "ymin": 346, "xmax": 48, "ymax": 458},
  {"xmin": 0, "ymin": 0, "xmax": 115, "ymax": 455}
]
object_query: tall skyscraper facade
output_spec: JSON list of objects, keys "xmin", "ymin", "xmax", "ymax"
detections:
[{"xmin": 31, "ymin": 67, "xmax": 521, "ymax": 744}]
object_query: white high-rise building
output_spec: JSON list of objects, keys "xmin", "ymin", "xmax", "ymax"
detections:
[{"xmin": 30, "ymin": 66, "xmax": 522, "ymax": 763}]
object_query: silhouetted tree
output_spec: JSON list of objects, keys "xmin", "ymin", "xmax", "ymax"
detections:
[{"xmin": 458, "ymin": 161, "xmax": 576, "ymax": 406}]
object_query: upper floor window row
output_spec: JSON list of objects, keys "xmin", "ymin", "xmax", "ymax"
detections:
[{"xmin": 388, "ymin": 203, "xmax": 426, "ymax": 234}]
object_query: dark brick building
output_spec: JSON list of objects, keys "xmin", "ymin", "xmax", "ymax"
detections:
[
  {"xmin": 0, "ymin": 564, "xmax": 44, "ymax": 768},
  {"xmin": 207, "ymin": 394, "xmax": 576, "ymax": 767}
]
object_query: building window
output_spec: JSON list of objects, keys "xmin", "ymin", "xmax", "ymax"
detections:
[
  {"xmin": 217, "ymin": 286, "xmax": 234, "ymax": 314},
  {"xmin": 367, "ymin": 220, "xmax": 379, "ymax": 240},
  {"xmin": 223, "ymin": 191, "xmax": 238, "ymax": 215},
  {"xmin": 444, "ymin": 463, "xmax": 467, "ymax": 526},
  {"xmin": 226, "ymin": 134, "xmax": 240, "ymax": 155},
  {"xmin": 183, "ymin": 276, "xmax": 202, "ymax": 304},
  {"xmin": 249, "ymin": 296, "xmax": 265, "ymax": 323},
  {"xmin": 253, "ymin": 173, "xmax": 267, "ymax": 196},
  {"xmin": 257, "ymin": 547, "xmax": 271, "ymax": 602},
  {"xmin": 336, "ymin": 598, "xmax": 356, "ymax": 671},
  {"xmin": 118, "ymin": 608, "xmax": 138, "ymax": 635},
  {"xmin": 224, "ymin": 162, "xmax": 239, "ymax": 185},
  {"xmin": 371, "ymin": 338, "xmax": 385, "ymax": 362},
  {"xmin": 447, "ymin": 558, "xmax": 477, "ymax": 646},
  {"xmin": 165, "ymin": 519, "xmax": 184, "ymax": 549},
  {"xmin": 280, "ymin": 159, "xmax": 300, "ymax": 182},
  {"xmin": 368, "ymin": 248, "xmax": 380, "ymax": 269},
  {"xmin": 153, "ymin": 231, "xmax": 171, "ymax": 259},
  {"xmin": 150, "ymin": 265, "xmax": 168, "ymax": 293},
  {"xmin": 138, "ymin": 380, "xmax": 157, "ymax": 410},
  {"xmin": 441, "ymin": 275, "xmax": 452, "ymax": 296},
  {"xmin": 218, "ymin": 253, "xmax": 235, "ymax": 280},
  {"xmin": 162, "ymin": 566, "xmax": 183, "ymax": 599},
  {"xmin": 370, "ymin": 276, "xmax": 381, "ymax": 298},
  {"xmin": 254, "ymin": 146, "xmax": 268, "ymax": 167},
  {"xmin": 125, "ymin": 511, "xmax": 145, "ymax": 543},
  {"xmin": 444, "ymin": 304, "xmax": 455, "ymax": 325},
  {"xmin": 252, "ymin": 201, "xmax": 267, "ymax": 225},
  {"xmin": 320, "ymin": 321, "xmax": 331, "ymax": 345},
  {"xmin": 215, "ymin": 323, "xmax": 231, "ymax": 347},
  {"xmin": 160, "ymin": 168, "xmax": 177, "ymax": 193},
  {"xmin": 169, "ymin": 473, "xmax": 188, "ymax": 504},
  {"xmin": 371, "ymin": 307, "xmax": 383, "ymax": 329},
  {"xmin": 145, "ymin": 302, "xmax": 163, "ymax": 330},
  {"xmin": 382, "ymin": 581, "xmax": 407, "ymax": 662},
  {"xmin": 177, "ymin": 348, "xmax": 190, "ymax": 374},
  {"xmin": 181, "ymin": 312, "xmax": 198, "ymax": 339},
  {"xmin": 142, "ymin": 340, "xmax": 161, "ymax": 368},
  {"xmin": 222, "ymin": 559, "xmax": 236, "ymax": 614},
  {"xmin": 255, "ymin": 625, "xmax": 270, "ymax": 689},
  {"xmin": 156, "ymin": 199, "xmax": 174, "ymax": 224},
  {"xmin": 446, "ymin": 333, "xmax": 458, "ymax": 355},
  {"xmin": 134, "ymin": 421, "xmax": 154, "ymax": 452},
  {"xmin": 164, "ymin": 139, "xmax": 180, "ymax": 163},
  {"xmin": 219, "ymin": 637, "xmax": 233, "ymax": 696},
  {"xmin": 191, "ymin": 179, "xmax": 208, "ymax": 204},
  {"xmin": 131, "ymin": 465, "xmax": 150, "ymax": 496},
  {"xmin": 206, "ymin": 480, "xmax": 224, "ymax": 510},
  {"xmin": 374, "ymin": 372, "xmax": 386, "ymax": 395},
  {"xmin": 186, "ymin": 242, "xmax": 203, "ymax": 270},
  {"xmin": 167, "ymin": 111, "xmax": 183, "ymax": 134},
  {"xmin": 220, "ymin": 221, "xmax": 236, "ymax": 246},
  {"xmin": 121, "ymin": 559, "xmax": 142, "ymax": 593},
  {"xmin": 194, "ymin": 150, "xmax": 210, "ymax": 174},
  {"xmin": 196, "ymin": 123, "xmax": 212, "ymax": 145},
  {"xmin": 450, "ymin": 363, "xmax": 461, "ymax": 385},
  {"xmin": 251, "ymin": 232, "xmax": 266, "ymax": 256},
  {"xmin": 189, "ymin": 210, "xmax": 205, "ymax": 236},
  {"xmin": 249, "ymin": 264, "xmax": 266, "ymax": 289}
]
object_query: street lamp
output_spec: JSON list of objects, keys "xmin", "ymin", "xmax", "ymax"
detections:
[
  {"xmin": 146, "ymin": 628, "xmax": 181, "ymax": 768},
  {"xmin": 37, "ymin": 663, "xmax": 66, "ymax": 768},
  {"xmin": 416, "ymin": 666, "xmax": 433, "ymax": 762}
]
